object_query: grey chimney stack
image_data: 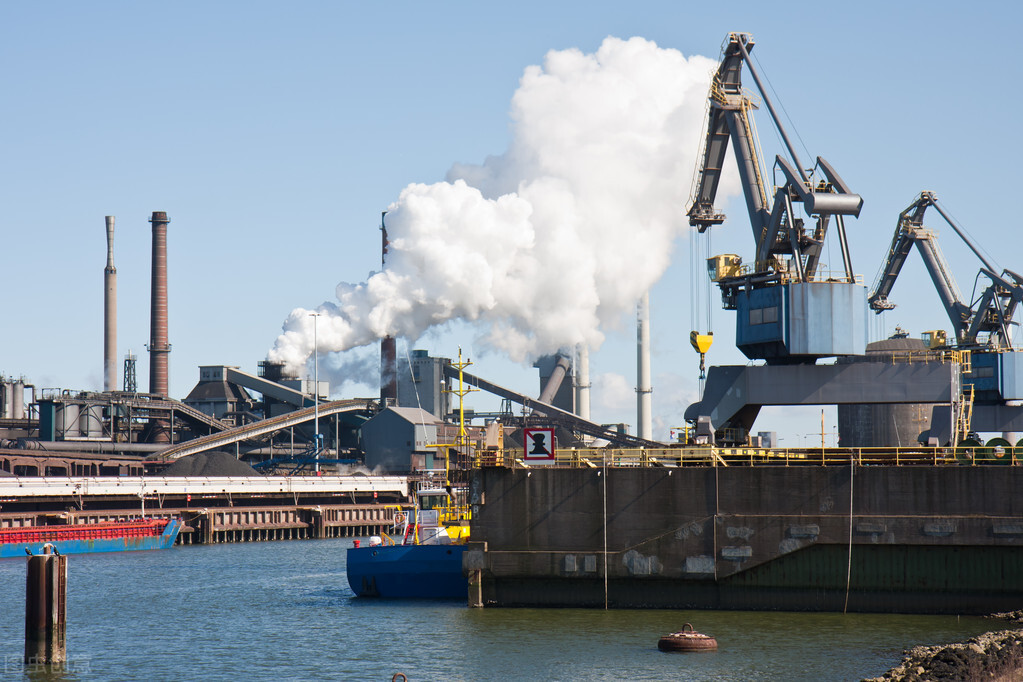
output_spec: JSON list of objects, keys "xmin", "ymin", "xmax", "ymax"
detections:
[{"xmin": 103, "ymin": 216, "xmax": 117, "ymax": 392}]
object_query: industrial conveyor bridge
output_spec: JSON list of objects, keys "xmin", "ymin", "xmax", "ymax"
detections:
[
  {"xmin": 444, "ymin": 366, "xmax": 664, "ymax": 449},
  {"xmin": 0, "ymin": 474, "xmax": 408, "ymax": 499},
  {"xmin": 147, "ymin": 398, "xmax": 378, "ymax": 460}
]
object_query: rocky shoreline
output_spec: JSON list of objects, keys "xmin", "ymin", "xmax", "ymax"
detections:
[{"xmin": 864, "ymin": 613, "xmax": 1023, "ymax": 682}]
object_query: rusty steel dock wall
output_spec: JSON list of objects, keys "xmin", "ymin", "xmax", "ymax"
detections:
[{"xmin": 467, "ymin": 466, "xmax": 1023, "ymax": 613}]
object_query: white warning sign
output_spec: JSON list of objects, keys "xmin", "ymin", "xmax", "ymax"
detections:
[{"xmin": 523, "ymin": 427, "xmax": 556, "ymax": 464}]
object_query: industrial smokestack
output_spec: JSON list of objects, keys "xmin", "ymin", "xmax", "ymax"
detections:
[
  {"xmin": 148, "ymin": 211, "xmax": 171, "ymax": 401},
  {"xmin": 636, "ymin": 290, "xmax": 652, "ymax": 440},
  {"xmin": 379, "ymin": 212, "xmax": 397, "ymax": 404},
  {"xmin": 103, "ymin": 216, "xmax": 117, "ymax": 392},
  {"xmin": 575, "ymin": 344, "xmax": 590, "ymax": 421}
]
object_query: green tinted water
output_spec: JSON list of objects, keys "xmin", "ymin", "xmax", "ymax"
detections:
[{"xmin": 0, "ymin": 538, "xmax": 998, "ymax": 680}]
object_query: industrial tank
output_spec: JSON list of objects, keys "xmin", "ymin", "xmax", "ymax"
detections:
[
  {"xmin": 55, "ymin": 403, "xmax": 80, "ymax": 439},
  {"xmin": 837, "ymin": 336, "xmax": 937, "ymax": 447},
  {"xmin": 0, "ymin": 381, "xmax": 11, "ymax": 419},
  {"xmin": 80, "ymin": 405, "xmax": 103, "ymax": 438},
  {"xmin": 12, "ymin": 381, "xmax": 24, "ymax": 419}
]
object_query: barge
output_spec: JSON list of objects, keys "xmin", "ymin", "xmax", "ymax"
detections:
[{"xmin": 0, "ymin": 517, "xmax": 182, "ymax": 557}]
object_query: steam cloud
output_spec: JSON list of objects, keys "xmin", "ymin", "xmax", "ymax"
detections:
[{"xmin": 269, "ymin": 36, "xmax": 720, "ymax": 377}]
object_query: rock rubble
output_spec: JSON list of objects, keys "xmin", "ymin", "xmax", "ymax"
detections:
[{"xmin": 865, "ymin": 618, "xmax": 1023, "ymax": 682}]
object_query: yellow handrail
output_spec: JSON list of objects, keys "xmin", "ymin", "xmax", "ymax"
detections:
[{"xmin": 487, "ymin": 445, "xmax": 1014, "ymax": 469}]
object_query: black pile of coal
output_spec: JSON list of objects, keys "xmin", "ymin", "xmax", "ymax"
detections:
[{"xmin": 160, "ymin": 451, "xmax": 261, "ymax": 477}]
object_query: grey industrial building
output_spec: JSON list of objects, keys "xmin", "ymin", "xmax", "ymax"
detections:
[{"xmin": 361, "ymin": 407, "xmax": 442, "ymax": 473}]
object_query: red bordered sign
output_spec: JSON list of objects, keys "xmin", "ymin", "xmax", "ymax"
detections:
[{"xmin": 523, "ymin": 427, "xmax": 556, "ymax": 464}]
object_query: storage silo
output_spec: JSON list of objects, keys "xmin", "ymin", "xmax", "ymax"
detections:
[
  {"xmin": 837, "ymin": 335, "xmax": 937, "ymax": 447},
  {"xmin": 55, "ymin": 403, "xmax": 80, "ymax": 440},
  {"xmin": 80, "ymin": 405, "xmax": 104, "ymax": 438}
]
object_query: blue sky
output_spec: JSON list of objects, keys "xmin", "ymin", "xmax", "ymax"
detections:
[{"xmin": 3, "ymin": 2, "xmax": 1019, "ymax": 443}]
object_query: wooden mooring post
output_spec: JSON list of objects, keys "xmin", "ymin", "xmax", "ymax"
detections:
[{"xmin": 25, "ymin": 544, "xmax": 67, "ymax": 666}]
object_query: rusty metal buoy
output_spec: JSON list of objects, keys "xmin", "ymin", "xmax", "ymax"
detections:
[{"xmin": 657, "ymin": 623, "xmax": 718, "ymax": 652}]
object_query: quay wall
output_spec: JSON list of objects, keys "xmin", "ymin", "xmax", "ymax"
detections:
[{"xmin": 467, "ymin": 465, "xmax": 1023, "ymax": 613}]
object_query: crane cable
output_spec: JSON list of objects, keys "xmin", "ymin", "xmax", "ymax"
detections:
[
  {"xmin": 704, "ymin": 230, "xmax": 714, "ymax": 335},
  {"xmin": 751, "ymin": 50, "xmax": 812, "ymax": 177},
  {"xmin": 689, "ymin": 225, "xmax": 714, "ymax": 396}
]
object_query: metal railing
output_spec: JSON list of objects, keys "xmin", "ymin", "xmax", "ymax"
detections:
[
  {"xmin": 476, "ymin": 446, "xmax": 1021, "ymax": 469},
  {"xmin": 723, "ymin": 262, "xmax": 866, "ymax": 285},
  {"xmin": 873, "ymin": 349, "xmax": 971, "ymax": 366}
]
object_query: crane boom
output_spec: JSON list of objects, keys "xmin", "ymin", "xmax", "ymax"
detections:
[
  {"xmin": 687, "ymin": 34, "xmax": 767, "ymax": 238},
  {"xmin": 688, "ymin": 33, "xmax": 862, "ymax": 280},
  {"xmin": 868, "ymin": 191, "xmax": 1023, "ymax": 347},
  {"xmin": 869, "ymin": 192, "xmax": 966, "ymax": 322}
]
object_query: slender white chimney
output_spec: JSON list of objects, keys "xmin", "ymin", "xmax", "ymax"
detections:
[
  {"xmin": 575, "ymin": 344, "xmax": 590, "ymax": 421},
  {"xmin": 103, "ymin": 216, "xmax": 117, "ymax": 392},
  {"xmin": 637, "ymin": 290, "xmax": 652, "ymax": 440}
]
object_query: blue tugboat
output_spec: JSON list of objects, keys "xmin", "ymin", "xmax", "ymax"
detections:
[
  {"xmin": 346, "ymin": 543, "xmax": 467, "ymax": 599},
  {"xmin": 346, "ymin": 490, "xmax": 468, "ymax": 599},
  {"xmin": 347, "ymin": 349, "xmax": 474, "ymax": 599}
]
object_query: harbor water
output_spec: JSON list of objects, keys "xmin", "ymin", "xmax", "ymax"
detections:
[{"xmin": 0, "ymin": 538, "xmax": 1000, "ymax": 680}]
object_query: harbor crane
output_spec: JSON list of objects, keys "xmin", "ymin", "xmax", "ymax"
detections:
[
  {"xmin": 869, "ymin": 191, "xmax": 1023, "ymax": 349},
  {"xmin": 688, "ymin": 32, "xmax": 866, "ymax": 363},
  {"xmin": 684, "ymin": 32, "xmax": 1023, "ymax": 446}
]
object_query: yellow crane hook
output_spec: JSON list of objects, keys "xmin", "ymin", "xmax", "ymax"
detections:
[{"xmin": 690, "ymin": 331, "xmax": 714, "ymax": 380}]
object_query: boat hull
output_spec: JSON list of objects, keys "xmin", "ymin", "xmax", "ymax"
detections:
[
  {"xmin": 0, "ymin": 518, "xmax": 182, "ymax": 558},
  {"xmin": 346, "ymin": 543, "xmax": 467, "ymax": 599}
]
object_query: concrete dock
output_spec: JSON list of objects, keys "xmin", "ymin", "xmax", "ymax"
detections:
[{"xmin": 466, "ymin": 461, "xmax": 1023, "ymax": 613}]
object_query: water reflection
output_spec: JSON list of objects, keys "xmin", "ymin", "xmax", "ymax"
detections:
[{"xmin": 0, "ymin": 539, "xmax": 995, "ymax": 681}]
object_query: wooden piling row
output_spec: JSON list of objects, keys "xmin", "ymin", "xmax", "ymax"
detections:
[
  {"xmin": 3, "ymin": 503, "xmax": 402, "ymax": 548},
  {"xmin": 185, "ymin": 523, "xmax": 390, "ymax": 544},
  {"xmin": 178, "ymin": 503, "xmax": 398, "ymax": 545}
]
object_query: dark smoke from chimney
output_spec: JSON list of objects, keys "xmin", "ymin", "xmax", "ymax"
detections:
[{"xmin": 380, "ymin": 212, "xmax": 397, "ymax": 403}]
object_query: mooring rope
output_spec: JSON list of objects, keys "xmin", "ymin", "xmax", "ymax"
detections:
[
  {"xmin": 603, "ymin": 455, "xmax": 608, "ymax": 610},
  {"xmin": 843, "ymin": 455, "xmax": 854, "ymax": 613}
]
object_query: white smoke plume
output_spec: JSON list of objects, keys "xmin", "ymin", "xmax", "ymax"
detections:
[{"xmin": 269, "ymin": 36, "xmax": 720, "ymax": 376}]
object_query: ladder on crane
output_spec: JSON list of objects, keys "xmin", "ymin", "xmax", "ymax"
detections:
[{"xmin": 951, "ymin": 350, "xmax": 974, "ymax": 445}]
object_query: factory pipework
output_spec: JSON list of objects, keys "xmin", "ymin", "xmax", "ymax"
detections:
[
  {"xmin": 538, "ymin": 354, "xmax": 572, "ymax": 405},
  {"xmin": 148, "ymin": 211, "xmax": 171, "ymax": 401},
  {"xmin": 637, "ymin": 291, "xmax": 652, "ymax": 440},
  {"xmin": 379, "ymin": 212, "xmax": 397, "ymax": 403},
  {"xmin": 103, "ymin": 216, "xmax": 117, "ymax": 393}
]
